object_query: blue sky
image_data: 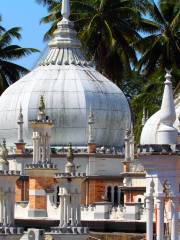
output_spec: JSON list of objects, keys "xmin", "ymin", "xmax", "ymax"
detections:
[{"xmin": 0, "ymin": 0, "xmax": 50, "ymax": 69}]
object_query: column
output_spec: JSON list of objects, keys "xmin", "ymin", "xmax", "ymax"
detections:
[
  {"xmin": 156, "ymin": 195, "xmax": 165, "ymax": 240},
  {"xmin": 0, "ymin": 191, "xmax": 3, "ymax": 223},
  {"xmin": 145, "ymin": 194, "xmax": 154, "ymax": 240},
  {"xmin": 3, "ymin": 192, "xmax": 7, "ymax": 226},
  {"xmin": 71, "ymin": 194, "xmax": 75, "ymax": 226},
  {"xmin": 45, "ymin": 133, "xmax": 50, "ymax": 162},
  {"xmin": 76, "ymin": 193, "xmax": 81, "ymax": 226},
  {"xmin": 63, "ymin": 194, "xmax": 68, "ymax": 227},
  {"xmin": 42, "ymin": 133, "xmax": 46, "ymax": 163},
  {"xmin": 171, "ymin": 196, "xmax": 178, "ymax": 240},
  {"xmin": 59, "ymin": 194, "xmax": 64, "ymax": 227},
  {"xmin": 32, "ymin": 132, "xmax": 37, "ymax": 163},
  {"xmin": 10, "ymin": 190, "xmax": 15, "ymax": 225}
]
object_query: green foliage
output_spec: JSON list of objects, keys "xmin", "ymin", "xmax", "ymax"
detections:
[
  {"xmin": 136, "ymin": 0, "xmax": 180, "ymax": 75},
  {"xmin": 35, "ymin": 0, "xmax": 180, "ymax": 144}
]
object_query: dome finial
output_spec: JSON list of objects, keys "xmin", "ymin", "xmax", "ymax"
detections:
[{"xmin": 61, "ymin": 0, "xmax": 70, "ymax": 20}]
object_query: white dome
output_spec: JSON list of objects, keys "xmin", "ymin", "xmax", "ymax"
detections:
[
  {"xmin": 140, "ymin": 111, "xmax": 160, "ymax": 145},
  {"xmin": 140, "ymin": 96, "xmax": 180, "ymax": 145},
  {"xmin": 0, "ymin": 16, "xmax": 131, "ymax": 147}
]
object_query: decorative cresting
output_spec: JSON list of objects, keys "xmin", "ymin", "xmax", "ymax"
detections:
[
  {"xmin": 31, "ymin": 96, "xmax": 53, "ymax": 164},
  {"xmin": 157, "ymin": 70, "xmax": 178, "ymax": 144},
  {"xmin": 39, "ymin": 0, "xmax": 91, "ymax": 66}
]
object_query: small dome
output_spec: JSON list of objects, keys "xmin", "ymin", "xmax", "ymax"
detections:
[
  {"xmin": 141, "ymin": 71, "xmax": 179, "ymax": 145},
  {"xmin": 0, "ymin": 9, "xmax": 131, "ymax": 147}
]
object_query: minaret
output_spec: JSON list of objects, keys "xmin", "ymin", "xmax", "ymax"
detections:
[
  {"xmin": 141, "ymin": 108, "xmax": 146, "ymax": 127},
  {"xmin": 123, "ymin": 129, "xmax": 131, "ymax": 173},
  {"xmin": 157, "ymin": 70, "xmax": 177, "ymax": 144},
  {"xmin": 65, "ymin": 143, "xmax": 75, "ymax": 174},
  {"xmin": 0, "ymin": 139, "xmax": 20, "ymax": 230},
  {"xmin": 55, "ymin": 143, "xmax": 86, "ymax": 231},
  {"xmin": 87, "ymin": 107, "xmax": 96, "ymax": 154},
  {"xmin": 15, "ymin": 105, "xmax": 26, "ymax": 154},
  {"xmin": 26, "ymin": 96, "xmax": 57, "ymax": 218},
  {"xmin": 31, "ymin": 96, "xmax": 53, "ymax": 164},
  {"xmin": 129, "ymin": 124, "xmax": 135, "ymax": 161},
  {"xmin": 139, "ymin": 70, "xmax": 179, "ymax": 240}
]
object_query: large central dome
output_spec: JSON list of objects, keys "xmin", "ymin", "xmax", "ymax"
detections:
[{"xmin": 0, "ymin": 4, "xmax": 131, "ymax": 147}]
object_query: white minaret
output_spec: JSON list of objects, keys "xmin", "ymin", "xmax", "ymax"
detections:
[
  {"xmin": 157, "ymin": 70, "xmax": 177, "ymax": 144},
  {"xmin": 87, "ymin": 107, "xmax": 96, "ymax": 153},
  {"xmin": 15, "ymin": 105, "xmax": 26, "ymax": 154},
  {"xmin": 17, "ymin": 105, "xmax": 24, "ymax": 143},
  {"xmin": 31, "ymin": 96, "xmax": 53, "ymax": 164},
  {"xmin": 141, "ymin": 108, "xmax": 146, "ymax": 127},
  {"xmin": 139, "ymin": 70, "xmax": 179, "ymax": 240},
  {"xmin": 88, "ymin": 107, "xmax": 95, "ymax": 144}
]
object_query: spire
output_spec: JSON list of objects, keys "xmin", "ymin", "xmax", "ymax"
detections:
[
  {"xmin": 18, "ymin": 104, "xmax": 23, "ymax": 123},
  {"xmin": 61, "ymin": 0, "xmax": 70, "ymax": 20},
  {"xmin": 124, "ymin": 129, "xmax": 130, "ymax": 161},
  {"xmin": 17, "ymin": 104, "xmax": 24, "ymax": 143},
  {"xmin": 88, "ymin": 107, "xmax": 95, "ymax": 144},
  {"xmin": 39, "ymin": 0, "xmax": 91, "ymax": 66},
  {"xmin": 142, "ymin": 107, "xmax": 146, "ymax": 127},
  {"xmin": 157, "ymin": 69, "xmax": 178, "ymax": 144}
]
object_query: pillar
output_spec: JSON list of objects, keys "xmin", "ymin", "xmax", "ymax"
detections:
[
  {"xmin": 59, "ymin": 194, "xmax": 64, "ymax": 227},
  {"xmin": 63, "ymin": 194, "xmax": 68, "ymax": 227},
  {"xmin": 76, "ymin": 193, "xmax": 81, "ymax": 226},
  {"xmin": 145, "ymin": 194, "xmax": 154, "ymax": 240},
  {"xmin": 156, "ymin": 195, "xmax": 165, "ymax": 240},
  {"xmin": 171, "ymin": 196, "xmax": 178, "ymax": 240},
  {"xmin": 0, "ymin": 191, "xmax": 3, "ymax": 224},
  {"xmin": 32, "ymin": 132, "xmax": 37, "ymax": 163},
  {"xmin": 71, "ymin": 194, "xmax": 75, "ymax": 226}
]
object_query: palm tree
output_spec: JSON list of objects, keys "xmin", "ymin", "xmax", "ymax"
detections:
[
  {"xmin": 0, "ymin": 23, "xmax": 38, "ymax": 94},
  {"xmin": 136, "ymin": 0, "xmax": 180, "ymax": 76},
  {"xmin": 36, "ymin": 0, "xmax": 151, "ymax": 85}
]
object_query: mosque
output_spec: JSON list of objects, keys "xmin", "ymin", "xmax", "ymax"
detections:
[{"xmin": 0, "ymin": 0, "xmax": 179, "ymax": 240}]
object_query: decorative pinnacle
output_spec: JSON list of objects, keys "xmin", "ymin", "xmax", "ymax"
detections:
[
  {"xmin": 67, "ymin": 143, "xmax": 74, "ymax": 162},
  {"xmin": 160, "ymin": 69, "xmax": 176, "ymax": 124},
  {"xmin": 0, "ymin": 139, "xmax": 8, "ymax": 161},
  {"xmin": 88, "ymin": 107, "xmax": 95, "ymax": 125},
  {"xmin": 39, "ymin": 96, "xmax": 45, "ymax": 113},
  {"xmin": 61, "ymin": 0, "xmax": 70, "ymax": 20},
  {"xmin": 18, "ymin": 104, "xmax": 23, "ymax": 123}
]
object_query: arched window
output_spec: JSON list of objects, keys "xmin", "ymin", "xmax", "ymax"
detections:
[
  {"xmin": 107, "ymin": 186, "xmax": 112, "ymax": 202},
  {"xmin": 114, "ymin": 186, "xmax": 118, "ymax": 206}
]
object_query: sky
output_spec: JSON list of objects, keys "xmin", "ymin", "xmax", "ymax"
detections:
[{"xmin": 0, "ymin": 0, "xmax": 50, "ymax": 69}]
